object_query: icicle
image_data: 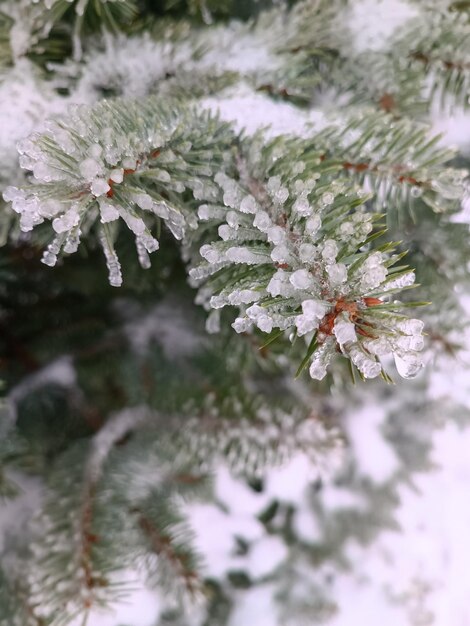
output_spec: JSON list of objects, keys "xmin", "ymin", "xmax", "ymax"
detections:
[
  {"xmin": 309, "ymin": 343, "xmax": 333, "ymax": 380},
  {"xmin": 136, "ymin": 237, "xmax": 151, "ymax": 269},
  {"xmin": 393, "ymin": 352, "xmax": 423, "ymax": 378},
  {"xmin": 100, "ymin": 230, "xmax": 122, "ymax": 287},
  {"xmin": 41, "ymin": 234, "xmax": 66, "ymax": 267}
]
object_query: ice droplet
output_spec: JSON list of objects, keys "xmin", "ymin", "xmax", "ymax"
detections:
[
  {"xmin": 240, "ymin": 195, "xmax": 258, "ymax": 214},
  {"xmin": 298, "ymin": 243, "xmax": 317, "ymax": 263},
  {"xmin": 52, "ymin": 209, "xmax": 80, "ymax": 234},
  {"xmin": 253, "ymin": 210, "xmax": 272, "ymax": 232},
  {"xmin": 232, "ymin": 317, "xmax": 252, "ymax": 333},
  {"xmin": 321, "ymin": 240, "xmax": 338, "ymax": 261},
  {"xmin": 309, "ymin": 344, "xmax": 332, "ymax": 380},
  {"xmin": 267, "ymin": 226, "xmax": 285, "ymax": 245},
  {"xmin": 271, "ymin": 244, "xmax": 291, "ymax": 263},
  {"xmin": 397, "ymin": 319, "xmax": 424, "ymax": 336},
  {"xmin": 91, "ymin": 178, "xmax": 111, "ymax": 197},
  {"xmin": 121, "ymin": 212, "xmax": 146, "ymax": 236},
  {"xmin": 396, "ymin": 335, "xmax": 424, "ymax": 351},
  {"xmin": 327, "ymin": 263, "xmax": 347, "ymax": 286},
  {"xmin": 79, "ymin": 158, "xmax": 102, "ymax": 181},
  {"xmin": 305, "ymin": 214, "xmax": 322, "ymax": 236},
  {"xmin": 394, "ymin": 352, "xmax": 423, "ymax": 378},
  {"xmin": 349, "ymin": 345, "xmax": 382, "ymax": 378},
  {"xmin": 200, "ymin": 244, "xmax": 221, "ymax": 263},
  {"xmin": 226, "ymin": 247, "xmax": 269, "ymax": 264},
  {"xmin": 136, "ymin": 237, "xmax": 151, "ymax": 269},
  {"xmin": 100, "ymin": 232, "xmax": 122, "ymax": 287},
  {"xmin": 384, "ymin": 272, "xmax": 415, "ymax": 290},
  {"xmin": 274, "ymin": 186, "xmax": 289, "ymax": 204},
  {"xmin": 302, "ymin": 299, "xmax": 329, "ymax": 319},
  {"xmin": 333, "ymin": 315, "xmax": 356, "ymax": 345},
  {"xmin": 290, "ymin": 269, "xmax": 313, "ymax": 290},
  {"xmin": 134, "ymin": 193, "xmax": 155, "ymax": 211},
  {"xmin": 321, "ymin": 192, "xmax": 334, "ymax": 205},
  {"xmin": 257, "ymin": 315, "xmax": 273, "ymax": 333},
  {"xmin": 295, "ymin": 314, "xmax": 319, "ymax": 336},
  {"xmin": 292, "ymin": 196, "xmax": 311, "ymax": 216},
  {"xmin": 99, "ymin": 201, "xmax": 119, "ymax": 223}
]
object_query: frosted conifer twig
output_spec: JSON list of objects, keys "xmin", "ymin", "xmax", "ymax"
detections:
[{"xmin": 3, "ymin": 97, "xmax": 234, "ymax": 285}]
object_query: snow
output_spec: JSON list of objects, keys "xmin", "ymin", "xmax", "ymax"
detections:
[
  {"xmin": 228, "ymin": 585, "xmax": 278, "ymax": 626},
  {"xmin": 188, "ymin": 503, "xmax": 264, "ymax": 578},
  {"xmin": 343, "ymin": 0, "xmax": 418, "ymax": 54},
  {"xmin": 0, "ymin": 60, "xmax": 67, "ymax": 182},
  {"xmin": 263, "ymin": 453, "xmax": 318, "ymax": 504},
  {"xmin": 122, "ymin": 298, "xmax": 207, "ymax": 358},
  {"xmin": 343, "ymin": 402, "xmax": 400, "ymax": 483},
  {"xmin": 68, "ymin": 572, "xmax": 162, "ymax": 626},
  {"xmin": 245, "ymin": 536, "xmax": 288, "ymax": 580},
  {"xmin": 8, "ymin": 356, "xmax": 76, "ymax": 405},
  {"xmin": 201, "ymin": 84, "xmax": 317, "ymax": 138}
]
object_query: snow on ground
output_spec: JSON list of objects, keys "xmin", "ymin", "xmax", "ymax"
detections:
[{"xmin": 74, "ymin": 408, "xmax": 470, "ymax": 626}]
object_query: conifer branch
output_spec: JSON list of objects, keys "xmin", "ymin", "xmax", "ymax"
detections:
[
  {"xmin": 311, "ymin": 112, "xmax": 467, "ymax": 213},
  {"xmin": 191, "ymin": 133, "xmax": 427, "ymax": 381},
  {"xmin": 22, "ymin": 408, "xmax": 149, "ymax": 625},
  {"xmin": 132, "ymin": 492, "xmax": 204, "ymax": 598},
  {"xmin": 4, "ymin": 97, "xmax": 234, "ymax": 285}
]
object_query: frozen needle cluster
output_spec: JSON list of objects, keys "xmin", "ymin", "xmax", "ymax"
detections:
[
  {"xmin": 191, "ymin": 136, "xmax": 425, "ymax": 381},
  {"xmin": 4, "ymin": 97, "xmax": 233, "ymax": 285}
]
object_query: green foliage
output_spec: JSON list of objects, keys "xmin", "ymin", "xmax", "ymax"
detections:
[
  {"xmin": 311, "ymin": 111, "xmax": 465, "ymax": 216},
  {"xmin": 39, "ymin": 0, "xmax": 139, "ymax": 36},
  {"xmin": 396, "ymin": 7, "xmax": 470, "ymax": 110},
  {"xmin": 0, "ymin": 10, "xmax": 12, "ymax": 73},
  {"xmin": 274, "ymin": 0, "xmax": 470, "ymax": 114}
]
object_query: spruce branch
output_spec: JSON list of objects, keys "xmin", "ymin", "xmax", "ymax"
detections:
[
  {"xmin": 311, "ymin": 111, "xmax": 466, "ymax": 215},
  {"xmin": 190, "ymin": 134, "xmax": 427, "ymax": 381},
  {"xmin": 4, "ymin": 97, "xmax": 235, "ymax": 285},
  {"xmin": 178, "ymin": 407, "xmax": 344, "ymax": 478},
  {"xmin": 51, "ymin": 31, "xmax": 239, "ymax": 101},
  {"xmin": 396, "ymin": 8, "xmax": 470, "ymax": 110},
  {"xmin": 276, "ymin": 0, "xmax": 470, "ymax": 114},
  {"xmin": 22, "ymin": 408, "xmax": 149, "ymax": 625},
  {"xmin": 35, "ymin": 0, "xmax": 139, "ymax": 58},
  {"xmin": 132, "ymin": 491, "xmax": 205, "ymax": 599}
]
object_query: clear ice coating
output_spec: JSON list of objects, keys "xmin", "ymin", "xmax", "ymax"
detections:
[
  {"xmin": 309, "ymin": 343, "xmax": 332, "ymax": 380},
  {"xmin": 333, "ymin": 315, "xmax": 357, "ymax": 345},
  {"xmin": 393, "ymin": 351, "xmax": 423, "ymax": 378},
  {"xmin": 349, "ymin": 345, "xmax": 382, "ymax": 379},
  {"xmin": 327, "ymin": 263, "xmax": 348, "ymax": 286}
]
